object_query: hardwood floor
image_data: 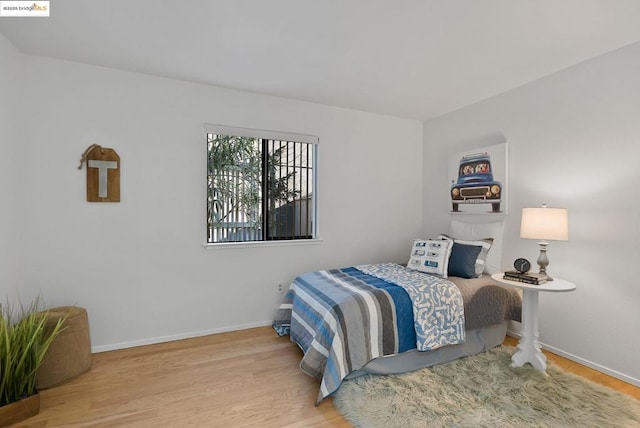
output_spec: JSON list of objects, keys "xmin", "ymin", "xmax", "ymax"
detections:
[{"xmin": 15, "ymin": 327, "xmax": 638, "ymax": 427}]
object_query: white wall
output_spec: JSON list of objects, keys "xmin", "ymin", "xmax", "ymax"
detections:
[
  {"xmin": 9, "ymin": 53, "xmax": 423, "ymax": 350},
  {"xmin": 423, "ymin": 42, "xmax": 640, "ymax": 385},
  {"xmin": 0, "ymin": 34, "xmax": 21, "ymax": 295}
]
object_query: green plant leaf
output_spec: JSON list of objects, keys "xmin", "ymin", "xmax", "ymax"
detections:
[{"xmin": 0, "ymin": 298, "xmax": 68, "ymax": 406}]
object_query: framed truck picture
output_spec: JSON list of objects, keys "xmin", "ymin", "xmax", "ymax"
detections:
[{"xmin": 448, "ymin": 142, "xmax": 508, "ymax": 214}]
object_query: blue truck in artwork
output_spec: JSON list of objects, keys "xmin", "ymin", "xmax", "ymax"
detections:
[{"xmin": 451, "ymin": 152, "xmax": 502, "ymax": 213}]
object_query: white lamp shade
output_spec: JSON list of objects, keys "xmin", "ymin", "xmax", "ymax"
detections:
[{"xmin": 520, "ymin": 207, "xmax": 569, "ymax": 241}]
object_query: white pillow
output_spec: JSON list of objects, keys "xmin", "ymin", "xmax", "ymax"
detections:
[
  {"xmin": 449, "ymin": 220, "xmax": 504, "ymax": 274},
  {"xmin": 407, "ymin": 238, "xmax": 453, "ymax": 278}
]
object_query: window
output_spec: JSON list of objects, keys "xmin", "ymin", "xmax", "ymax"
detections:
[{"xmin": 206, "ymin": 125, "xmax": 317, "ymax": 244}]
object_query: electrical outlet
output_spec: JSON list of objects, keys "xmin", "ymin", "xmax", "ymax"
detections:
[{"xmin": 277, "ymin": 282, "xmax": 284, "ymax": 293}]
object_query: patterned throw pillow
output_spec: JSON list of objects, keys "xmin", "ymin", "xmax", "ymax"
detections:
[
  {"xmin": 407, "ymin": 238, "xmax": 453, "ymax": 278},
  {"xmin": 439, "ymin": 233, "xmax": 493, "ymax": 277}
]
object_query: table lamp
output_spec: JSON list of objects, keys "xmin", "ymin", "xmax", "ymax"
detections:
[{"xmin": 520, "ymin": 204, "xmax": 568, "ymax": 281}]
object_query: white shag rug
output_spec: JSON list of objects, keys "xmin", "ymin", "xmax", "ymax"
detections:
[{"xmin": 333, "ymin": 346, "xmax": 640, "ymax": 428}]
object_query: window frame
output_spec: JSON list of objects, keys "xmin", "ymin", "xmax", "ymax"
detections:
[{"xmin": 203, "ymin": 123, "xmax": 320, "ymax": 248}]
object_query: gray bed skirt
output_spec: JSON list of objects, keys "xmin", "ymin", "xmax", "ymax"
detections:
[{"xmin": 346, "ymin": 321, "xmax": 508, "ymax": 379}]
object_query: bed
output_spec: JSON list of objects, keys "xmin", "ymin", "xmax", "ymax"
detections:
[{"xmin": 273, "ymin": 222, "xmax": 522, "ymax": 403}]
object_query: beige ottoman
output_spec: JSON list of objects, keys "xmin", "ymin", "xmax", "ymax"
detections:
[{"xmin": 36, "ymin": 306, "xmax": 92, "ymax": 390}]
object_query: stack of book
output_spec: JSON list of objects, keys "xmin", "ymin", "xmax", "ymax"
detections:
[{"xmin": 503, "ymin": 270, "xmax": 547, "ymax": 285}]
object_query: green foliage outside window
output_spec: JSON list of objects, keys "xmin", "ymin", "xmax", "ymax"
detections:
[{"xmin": 207, "ymin": 134, "xmax": 302, "ymax": 242}]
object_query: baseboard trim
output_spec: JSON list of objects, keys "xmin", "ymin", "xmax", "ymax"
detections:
[
  {"xmin": 506, "ymin": 330, "xmax": 640, "ymax": 387},
  {"xmin": 91, "ymin": 320, "xmax": 273, "ymax": 353}
]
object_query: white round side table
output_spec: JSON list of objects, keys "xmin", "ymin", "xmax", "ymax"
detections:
[{"xmin": 491, "ymin": 273, "xmax": 576, "ymax": 372}]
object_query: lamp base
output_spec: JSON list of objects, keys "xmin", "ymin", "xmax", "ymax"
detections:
[{"xmin": 537, "ymin": 241, "xmax": 553, "ymax": 281}]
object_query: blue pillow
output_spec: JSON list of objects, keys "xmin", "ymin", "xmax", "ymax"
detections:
[{"xmin": 448, "ymin": 242, "xmax": 483, "ymax": 278}]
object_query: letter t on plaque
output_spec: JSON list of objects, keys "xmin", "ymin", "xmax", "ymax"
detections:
[{"xmin": 86, "ymin": 147, "xmax": 120, "ymax": 202}]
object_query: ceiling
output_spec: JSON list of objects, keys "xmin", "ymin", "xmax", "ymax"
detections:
[{"xmin": 2, "ymin": 0, "xmax": 640, "ymax": 120}]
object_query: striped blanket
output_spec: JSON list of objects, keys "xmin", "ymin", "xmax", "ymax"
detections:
[{"xmin": 273, "ymin": 263, "xmax": 465, "ymax": 403}]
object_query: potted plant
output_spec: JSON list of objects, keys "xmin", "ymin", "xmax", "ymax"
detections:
[{"xmin": 0, "ymin": 299, "xmax": 66, "ymax": 426}]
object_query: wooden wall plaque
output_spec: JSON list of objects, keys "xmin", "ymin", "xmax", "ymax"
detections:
[{"xmin": 84, "ymin": 146, "xmax": 120, "ymax": 202}]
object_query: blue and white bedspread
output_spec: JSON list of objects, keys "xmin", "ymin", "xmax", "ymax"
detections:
[
  {"xmin": 356, "ymin": 263, "xmax": 465, "ymax": 351},
  {"xmin": 272, "ymin": 263, "xmax": 465, "ymax": 403}
]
